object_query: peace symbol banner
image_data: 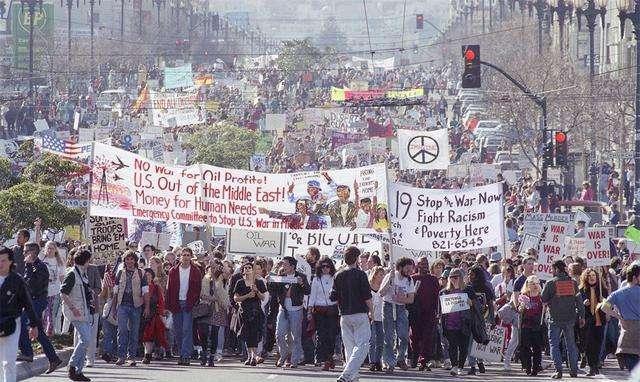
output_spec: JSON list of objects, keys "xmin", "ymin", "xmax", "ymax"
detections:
[{"xmin": 398, "ymin": 128, "xmax": 450, "ymax": 170}]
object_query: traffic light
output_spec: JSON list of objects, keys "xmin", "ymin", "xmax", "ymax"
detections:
[
  {"xmin": 542, "ymin": 141, "xmax": 554, "ymax": 168},
  {"xmin": 461, "ymin": 45, "xmax": 481, "ymax": 88},
  {"xmin": 212, "ymin": 13, "xmax": 219, "ymax": 31},
  {"xmin": 555, "ymin": 131, "xmax": 568, "ymax": 166},
  {"xmin": 416, "ymin": 14, "xmax": 424, "ymax": 29}
]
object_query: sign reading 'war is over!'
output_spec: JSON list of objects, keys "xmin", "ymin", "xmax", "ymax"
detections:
[
  {"xmin": 389, "ymin": 183, "xmax": 504, "ymax": 251},
  {"xmin": 89, "ymin": 143, "xmax": 387, "ymax": 232}
]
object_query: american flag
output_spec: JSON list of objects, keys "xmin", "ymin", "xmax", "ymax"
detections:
[{"xmin": 40, "ymin": 135, "xmax": 84, "ymax": 160}]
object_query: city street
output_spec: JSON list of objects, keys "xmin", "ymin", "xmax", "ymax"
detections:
[{"xmin": 24, "ymin": 358, "xmax": 631, "ymax": 382}]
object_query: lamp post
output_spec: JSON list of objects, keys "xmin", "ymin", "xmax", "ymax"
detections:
[
  {"xmin": 529, "ymin": 0, "xmax": 548, "ymax": 54},
  {"xmin": 83, "ymin": 0, "xmax": 99, "ymax": 73},
  {"xmin": 20, "ymin": 0, "xmax": 43, "ymax": 101},
  {"xmin": 152, "ymin": 0, "xmax": 163, "ymax": 24},
  {"xmin": 576, "ymin": 0, "xmax": 606, "ymax": 76},
  {"xmin": 116, "ymin": 0, "xmax": 125, "ymax": 40},
  {"xmin": 60, "ymin": 0, "xmax": 77, "ymax": 87},
  {"xmin": 578, "ymin": 0, "xmax": 606, "ymax": 191},
  {"xmin": 619, "ymin": 0, "xmax": 640, "ymax": 226},
  {"xmin": 549, "ymin": 0, "xmax": 573, "ymax": 52}
]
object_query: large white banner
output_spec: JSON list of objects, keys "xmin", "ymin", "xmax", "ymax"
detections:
[
  {"xmin": 89, "ymin": 143, "xmax": 387, "ymax": 232},
  {"xmin": 389, "ymin": 183, "xmax": 504, "ymax": 251},
  {"xmin": 398, "ymin": 128, "xmax": 450, "ymax": 170},
  {"xmin": 148, "ymin": 91, "xmax": 205, "ymax": 128},
  {"xmin": 285, "ymin": 231, "xmax": 382, "ymax": 262}
]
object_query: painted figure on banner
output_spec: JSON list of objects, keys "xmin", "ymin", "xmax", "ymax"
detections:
[
  {"xmin": 323, "ymin": 184, "xmax": 357, "ymax": 229},
  {"xmin": 354, "ymin": 180, "xmax": 378, "ymax": 229},
  {"xmin": 287, "ymin": 178, "xmax": 331, "ymax": 214},
  {"xmin": 259, "ymin": 199, "xmax": 328, "ymax": 230}
]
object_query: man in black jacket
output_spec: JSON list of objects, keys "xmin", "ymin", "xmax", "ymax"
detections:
[
  {"xmin": 269, "ymin": 256, "xmax": 310, "ymax": 368},
  {"xmin": 0, "ymin": 246, "xmax": 39, "ymax": 382},
  {"xmin": 17, "ymin": 242, "xmax": 62, "ymax": 373}
]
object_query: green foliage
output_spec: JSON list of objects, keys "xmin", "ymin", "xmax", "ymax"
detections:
[
  {"xmin": 255, "ymin": 132, "xmax": 273, "ymax": 155},
  {"xmin": 22, "ymin": 152, "xmax": 85, "ymax": 186},
  {"xmin": 276, "ymin": 39, "xmax": 321, "ymax": 76},
  {"xmin": 0, "ymin": 182, "xmax": 83, "ymax": 239},
  {"xmin": 186, "ymin": 122, "xmax": 258, "ymax": 170},
  {"xmin": 0, "ymin": 158, "xmax": 13, "ymax": 191}
]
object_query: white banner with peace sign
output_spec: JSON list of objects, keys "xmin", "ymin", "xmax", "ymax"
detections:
[{"xmin": 398, "ymin": 128, "xmax": 450, "ymax": 170}]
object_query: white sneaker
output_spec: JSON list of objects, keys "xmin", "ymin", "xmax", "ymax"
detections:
[
  {"xmin": 502, "ymin": 362, "xmax": 511, "ymax": 371},
  {"xmin": 443, "ymin": 359, "xmax": 452, "ymax": 370},
  {"xmin": 214, "ymin": 354, "xmax": 223, "ymax": 362},
  {"xmin": 451, "ymin": 366, "xmax": 459, "ymax": 376}
]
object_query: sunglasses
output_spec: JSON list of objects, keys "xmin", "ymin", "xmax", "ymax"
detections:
[{"xmin": 322, "ymin": 264, "xmax": 331, "ymax": 268}]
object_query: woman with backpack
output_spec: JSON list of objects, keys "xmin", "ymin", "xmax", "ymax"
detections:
[
  {"xmin": 466, "ymin": 265, "xmax": 495, "ymax": 375},
  {"xmin": 518, "ymin": 275, "xmax": 544, "ymax": 376}
]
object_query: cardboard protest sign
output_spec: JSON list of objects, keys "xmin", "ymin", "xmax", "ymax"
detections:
[
  {"xmin": 90, "ymin": 143, "xmax": 387, "ymax": 233},
  {"xmin": 470, "ymin": 325, "xmax": 506, "ymax": 362},
  {"xmin": 584, "ymin": 227, "xmax": 611, "ymax": 267},
  {"xmin": 147, "ymin": 91, "xmax": 205, "ymax": 128},
  {"xmin": 285, "ymin": 232, "xmax": 382, "ymax": 262},
  {"xmin": 536, "ymin": 222, "xmax": 568, "ymax": 280},
  {"xmin": 398, "ymin": 128, "xmax": 450, "ymax": 170},
  {"xmin": 565, "ymin": 237, "xmax": 585, "ymax": 258},
  {"xmin": 523, "ymin": 213, "xmax": 570, "ymax": 236},
  {"xmin": 389, "ymin": 183, "xmax": 504, "ymax": 251},
  {"xmin": 186, "ymin": 240, "xmax": 205, "ymax": 255},
  {"xmin": 440, "ymin": 293, "xmax": 471, "ymax": 314},
  {"xmin": 226, "ymin": 229, "xmax": 285, "ymax": 256},
  {"xmin": 139, "ymin": 231, "xmax": 172, "ymax": 251},
  {"xmin": 88, "ymin": 216, "xmax": 127, "ymax": 264},
  {"xmin": 519, "ymin": 233, "xmax": 541, "ymax": 255}
]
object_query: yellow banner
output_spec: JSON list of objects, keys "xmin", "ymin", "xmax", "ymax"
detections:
[
  {"xmin": 330, "ymin": 87, "xmax": 346, "ymax": 102},
  {"xmin": 386, "ymin": 88, "xmax": 424, "ymax": 99}
]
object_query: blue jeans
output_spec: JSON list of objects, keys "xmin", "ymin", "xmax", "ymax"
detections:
[
  {"xmin": 19, "ymin": 297, "xmax": 58, "ymax": 361},
  {"xmin": 275, "ymin": 308, "xmax": 303, "ymax": 364},
  {"xmin": 172, "ymin": 301, "xmax": 194, "ymax": 358},
  {"xmin": 69, "ymin": 321, "xmax": 91, "ymax": 373},
  {"xmin": 382, "ymin": 302, "xmax": 409, "ymax": 367},
  {"xmin": 549, "ymin": 321, "xmax": 578, "ymax": 372},
  {"xmin": 102, "ymin": 320, "xmax": 117, "ymax": 356},
  {"xmin": 369, "ymin": 321, "xmax": 384, "ymax": 363},
  {"xmin": 117, "ymin": 305, "xmax": 141, "ymax": 359}
]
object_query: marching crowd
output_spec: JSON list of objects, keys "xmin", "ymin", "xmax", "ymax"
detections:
[
  {"xmin": 0, "ymin": 55, "xmax": 638, "ymax": 382},
  {"xmin": 0, "ymin": 213, "xmax": 639, "ymax": 382}
]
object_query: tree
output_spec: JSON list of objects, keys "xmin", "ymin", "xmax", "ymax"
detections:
[
  {"xmin": 0, "ymin": 158, "xmax": 13, "ymax": 191},
  {"xmin": 0, "ymin": 182, "xmax": 83, "ymax": 239},
  {"xmin": 22, "ymin": 152, "xmax": 85, "ymax": 186},
  {"xmin": 276, "ymin": 39, "xmax": 321, "ymax": 77},
  {"xmin": 186, "ymin": 122, "xmax": 258, "ymax": 170}
]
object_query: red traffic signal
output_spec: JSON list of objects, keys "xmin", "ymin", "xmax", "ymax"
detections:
[
  {"xmin": 555, "ymin": 131, "xmax": 566, "ymax": 144},
  {"xmin": 464, "ymin": 49, "xmax": 476, "ymax": 61}
]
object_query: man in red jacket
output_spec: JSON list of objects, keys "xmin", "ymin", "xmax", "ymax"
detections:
[{"xmin": 166, "ymin": 248, "xmax": 202, "ymax": 366}]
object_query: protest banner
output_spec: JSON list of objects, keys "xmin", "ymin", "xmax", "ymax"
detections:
[
  {"xmin": 519, "ymin": 233, "xmax": 541, "ymax": 255},
  {"xmin": 89, "ymin": 143, "xmax": 387, "ymax": 233},
  {"xmin": 398, "ymin": 128, "xmax": 449, "ymax": 170},
  {"xmin": 186, "ymin": 240, "xmax": 205, "ymax": 255},
  {"xmin": 390, "ymin": 246, "xmax": 437, "ymax": 265},
  {"xmin": 565, "ymin": 237, "xmax": 585, "ymax": 258},
  {"xmin": 440, "ymin": 293, "xmax": 470, "ymax": 314},
  {"xmin": 470, "ymin": 326, "xmax": 506, "ymax": 362},
  {"xmin": 88, "ymin": 216, "xmax": 126, "ymax": 264},
  {"xmin": 523, "ymin": 213, "xmax": 570, "ymax": 236},
  {"xmin": 148, "ymin": 91, "xmax": 205, "ymax": 128},
  {"xmin": 164, "ymin": 64, "xmax": 194, "ymax": 89},
  {"xmin": 584, "ymin": 227, "xmax": 611, "ymax": 267},
  {"xmin": 264, "ymin": 113, "xmax": 286, "ymax": 132},
  {"xmin": 139, "ymin": 231, "xmax": 172, "ymax": 251},
  {"xmin": 331, "ymin": 131, "xmax": 366, "ymax": 149},
  {"xmin": 285, "ymin": 232, "xmax": 382, "ymax": 262},
  {"xmin": 226, "ymin": 229, "xmax": 285, "ymax": 256},
  {"xmin": 536, "ymin": 221, "xmax": 569, "ymax": 280},
  {"xmin": 389, "ymin": 183, "xmax": 504, "ymax": 251}
]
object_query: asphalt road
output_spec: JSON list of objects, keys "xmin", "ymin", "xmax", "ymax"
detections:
[{"xmin": 24, "ymin": 357, "xmax": 631, "ymax": 382}]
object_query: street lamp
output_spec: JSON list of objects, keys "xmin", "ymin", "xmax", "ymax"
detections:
[
  {"xmin": 83, "ymin": 0, "xmax": 100, "ymax": 73},
  {"xmin": 549, "ymin": 0, "xmax": 574, "ymax": 52},
  {"xmin": 59, "ymin": 0, "xmax": 77, "ymax": 87},
  {"xmin": 116, "ymin": 0, "xmax": 126, "ymax": 40},
  {"xmin": 529, "ymin": 0, "xmax": 548, "ymax": 54},
  {"xmin": 152, "ymin": 0, "xmax": 163, "ymax": 24},
  {"xmin": 19, "ymin": 0, "xmax": 43, "ymax": 100},
  {"xmin": 617, "ymin": 0, "xmax": 640, "ymax": 226},
  {"xmin": 576, "ymin": 0, "xmax": 607, "ymax": 76}
]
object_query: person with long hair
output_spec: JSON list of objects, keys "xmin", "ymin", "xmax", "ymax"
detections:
[
  {"xmin": 148, "ymin": 256, "xmax": 167, "ymax": 295},
  {"xmin": 141, "ymin": 268, "xmax": 168, "ymax": 365},
  {"xmin": 578, "ymin": 268, "xmax": 608, "ymax": 376},
  {"xmin": 494, "ymin": 264, "xmax": 517, "ymax": 371},
  {"xmin": 368, "ymin": 266, "xmax": 385, "ymax": 372},
  {"xmin": 439, "ymin": 268, "xmax": 473, "ymax": 376},
  {"xmin": 308, "ymin": 257, "xmax": 338, "ymax": 371},
  {"xmin": 40, "ymin": 241, "xmax": 65, "ymax": 336},
  {"xmin": 466, "ymin": 264, "xmax": 495, "ymax": 375},
  {"xmin": 195, "ymin": 258, "xmax": 228, "ymax": 367},
  {"xmin": 372, "ymin": 204, "xmax": 389, "ymax": 232},
  {"xmin": 518, "ymin": 275, "xmax": 544, "ymax": 376},
  {"xmin": 234, "ymin": 262, "xmax": 267, "ymax": 366}
]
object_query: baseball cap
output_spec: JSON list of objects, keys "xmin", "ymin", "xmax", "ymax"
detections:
[
  {"xmin": 449, "ymin": 268, "xmax": 463, "ymax": 278},
  {"xmin": 307, "ymin": 180, "xmax": 321, "ymax": 189},
  {"xmin": 490, "ymin": 252, "xmax": 502, "ymax": 263}
]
